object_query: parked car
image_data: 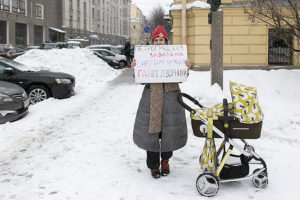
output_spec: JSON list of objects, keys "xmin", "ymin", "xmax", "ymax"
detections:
[
  {"xmin": 24, "ymin": 46, "xmax": 41, "ymax": 51},
  {"xmin": 0, "ymin": 47, "xmax": 8, "ymax": 58},
  {"xmin": 86, "ymin": 44, "xmax": 112, "ymax": 50},
  {"xmin": 90, "ymin": 49, "xmax": 127, "ymax": 69},
  {"xmin": 0, "ymin": 57, "xmax": 75, "ymax": 104},
  {"xmin": 41, "ymin": 42, "xmax": 67, "ymax": 50},
  {"xmin": 87, "ymin": 44, "xmax": 122, "ymax": 55},
  {"xmin": 3, "ymin": 47, "xmax": 26, "ymax": 59},
  {"xmin": 93, "ymin": 51, "xmax": 119, "ymax": 68},
  {"xmin": 0, "ymin": 80, "xmax": 29, "ymax": 124},
  {"xmin": 66, "ymin": 41, "xmax": 82, "ymax": 48}
]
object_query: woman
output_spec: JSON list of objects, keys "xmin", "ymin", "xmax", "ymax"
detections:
[{"xmin": 131, "ymin": 25, "xmax": 191, "ymax": 179}]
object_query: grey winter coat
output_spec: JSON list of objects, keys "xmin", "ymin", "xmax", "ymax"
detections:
[{"xmin": 133, "ymin": 84, "xmax": 188, "ymax": 152}]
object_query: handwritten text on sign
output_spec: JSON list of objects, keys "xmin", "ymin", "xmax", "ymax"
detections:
[{"xmin": 134, "ymin": 45, "xmax": 188, "ymax": 83}]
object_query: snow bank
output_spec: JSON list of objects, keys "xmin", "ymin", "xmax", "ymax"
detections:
[{"xmin": 16, "ymin": 48, "xmax": 120, "ymax": 91}]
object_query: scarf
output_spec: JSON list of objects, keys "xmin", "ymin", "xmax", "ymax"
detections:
[{"xmin": 148, "ymin": 83, "xmax": 180, "ymax": 134}]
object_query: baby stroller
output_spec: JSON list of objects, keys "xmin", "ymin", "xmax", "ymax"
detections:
[{"xmin": 178, "ymin": 81, "xmax": 268, "ymax": 197}]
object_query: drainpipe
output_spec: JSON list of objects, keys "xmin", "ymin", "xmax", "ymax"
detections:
[{"xmin": 182, "ymin": 0, "xmax": 187, "ymax": 45}]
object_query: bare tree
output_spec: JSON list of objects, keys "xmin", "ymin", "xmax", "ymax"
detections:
[
  {"xmin": 148, "ymin": 5, "xmax": 172, "ymax": 41},
  {"xmin": 243, "ymin": 0, "xmax": 300, "ymax": 51}
]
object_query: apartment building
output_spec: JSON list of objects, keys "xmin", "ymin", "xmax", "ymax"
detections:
[
  {"xmin": 0, "ymin": 0, "xmax": 63, "ymax": 47},
  {"xmin": 130, "ymin": 4, "xmax": 147, "ymax": 45},
  {"xmin": 0, "ymin": 0, "xmax": 131, "ymax": 47},
  {"xmin": 62, "ymin": 0, "xmax": 131, "ymax": 45}
]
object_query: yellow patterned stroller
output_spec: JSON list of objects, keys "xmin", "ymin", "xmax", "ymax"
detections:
[{"xmin": 178, "ymin": 81, "xmax": 268, "ymax": 197}]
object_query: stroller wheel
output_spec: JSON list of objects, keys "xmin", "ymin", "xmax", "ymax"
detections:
[
  {"xmin": 196, "ymin": 173, "xmax": 219, "ymax": 197},
  {"xmin": 252, "ymin": 169, "xmax": 268, "ymax": 189}
]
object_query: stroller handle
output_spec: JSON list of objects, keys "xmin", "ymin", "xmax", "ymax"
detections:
[{"xmin": 178, "ymin": 93, "xmax": 203, "ymax": 113}]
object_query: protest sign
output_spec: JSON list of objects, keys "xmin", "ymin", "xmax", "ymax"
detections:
[{"xmin": 134, "ymin": 45, "xmax": 188, "ymax": 83}]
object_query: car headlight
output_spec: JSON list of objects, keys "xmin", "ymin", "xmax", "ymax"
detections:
[
  {"xmin": 21, "ymin": 90, "xmax": 28, "ymax": 98},
  {"xmin": 55, "ymin": 78, "xmax": 72, "ymax": 84},
  {"xmin": 0, "ymin": 94, "xmax": 13, "ymax": 102}
]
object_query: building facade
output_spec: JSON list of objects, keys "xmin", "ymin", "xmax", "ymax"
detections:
[
  {"xmin": 61, "ymin": 0, "xmax": 131, "ymax": 45},
  {"xmin": 0, "ymin": 0, "xmax": 63, "ymax": 47},
  {"xmin": 170, "ymin": 0, "xmax": 300, "ymax": 66},
  {"xmin": 130, "ymin": 4, "xmax": 147, "ymax": 45},
  {"xmin": 0, "ymin": 0, "xmax": 131, "ymax": 47}
]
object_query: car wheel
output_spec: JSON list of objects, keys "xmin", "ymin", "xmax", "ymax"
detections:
[
  {"xmin": 29, "ymin": 85, "xmax": 50, "ymax": 104},
  {"xmin": 119, "ymin": 61, "xmax": 126, "ymax": 68}
]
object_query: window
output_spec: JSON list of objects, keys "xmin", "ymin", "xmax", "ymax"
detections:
[
  {"xmin": 133, "ymin": 25, "xmax": 135, "ymax": 29},
  {"xmin": 83, "ymin": 2, "xmax": 86, "ymax": 16},
  {"xmin": 77, "ymin": 0, "xmax": 80, "ymax": 11},
  {"xmin": 0, "ymin": 0, "xmax": 10, "ymax": 11},
  {"xmin": 34, "ymin": 25, "xmax": 43, "ymax": 45},
  {"xmin": 36, "ymin": 4, "xmax": 43, "ymax": 18},
  {"xmin": 15, "ymin": 23, "xmax": 27, "ymax": 46},
  {"xmin": 0, "ymin": 21, "xmax": 6, "ymax": 44},
  {"xmin": 92, "ymin": 8, "xmax": 95, "ymax": 19},
  {"xmin": 69, "ymin": 0, "xmax": 72, "ymax": 9},
  {"xmin": 77, "ymin": 17, "xmax": 80, "ymax": 29},
  {"xmin": 69, "ymin": 15, "xmax": 73, "ymax": 28},
  {"xmin": 12, "ymin": 0, "xmax": 25, "ymax": 14},
  {"xmin": 84, "ymin": 19, "xmax": 86, "ymax": 31}
]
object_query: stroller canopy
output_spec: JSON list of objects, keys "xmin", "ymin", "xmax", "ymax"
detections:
[{"xmin": 230, "ymin": 81, "xmax": 264, "ymax": 124}]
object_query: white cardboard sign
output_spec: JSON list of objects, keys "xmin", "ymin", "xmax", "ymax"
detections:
[{"xmin": 134, "ymin": 45, "xmax": 188, "ymax": 83}]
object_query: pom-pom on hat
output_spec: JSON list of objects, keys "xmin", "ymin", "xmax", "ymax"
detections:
[{"xmin": 151, "ymin": 25, "xmax": 168, "ymax": 42}]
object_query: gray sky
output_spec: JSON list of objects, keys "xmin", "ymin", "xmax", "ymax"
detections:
[{"xmin": 131, "ymin": 0, "xmax": 174, "ymax": 18}]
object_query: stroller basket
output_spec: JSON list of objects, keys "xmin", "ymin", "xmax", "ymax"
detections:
[
  {"xmin": 219, "ymin": 154, "xmax": 250, "ymax": 180},
  {"xmin": 192, "ymin": 119, "xmax": 262, "ymax": 139}
]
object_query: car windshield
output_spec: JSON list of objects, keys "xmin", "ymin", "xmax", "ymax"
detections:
[
  {"xmin": 0, "ymin": 58, "xmax": 40, "ymax": 71},
  {"xmin": 67, "ymin": 43, "xmax": 80, "ymax": 48},
  {"xmin": 111, "ymin": 48, "xmax": 122, "ymax": 54}
]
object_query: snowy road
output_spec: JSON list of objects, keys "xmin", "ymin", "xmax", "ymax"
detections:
[{"xmin": 1, "ymin": 66, "xmax": 300, "ymax": 200}]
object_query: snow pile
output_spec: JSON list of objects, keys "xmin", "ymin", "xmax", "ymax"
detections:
[{"xmin": 16, "ymin": 48, "xmax": 120, "ymax": 91}]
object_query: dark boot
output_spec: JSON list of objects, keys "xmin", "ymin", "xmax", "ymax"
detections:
[
  {"xmin": 151, "ymin": 169, "xmax": 161, "ymax": 178},
  {"xmin": 161, "ymin": 160, "xmax": 170, "ymax": 176}
]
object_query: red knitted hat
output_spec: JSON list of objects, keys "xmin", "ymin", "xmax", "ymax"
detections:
[{"xmin": 151, "ymin": 25, "xmax": 168, "ymax": 42}]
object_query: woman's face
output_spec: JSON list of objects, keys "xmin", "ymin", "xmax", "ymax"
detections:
[{"xmin": 153, "ymin": 36, "xmax": 166, "ymax": 45}]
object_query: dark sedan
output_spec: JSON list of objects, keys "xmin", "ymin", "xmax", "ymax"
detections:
[
  {"xmin": 0, "ymin": 81, "xmax": 29, "ymax": 124},
  {"xmin": 0, "ymin": 57, "xmax": 75, "ymax": 104}
]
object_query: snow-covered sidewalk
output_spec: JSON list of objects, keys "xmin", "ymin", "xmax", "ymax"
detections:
[{"xmin": 0, "ymin": 49, "xmax": 300, "ymax": 200}]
